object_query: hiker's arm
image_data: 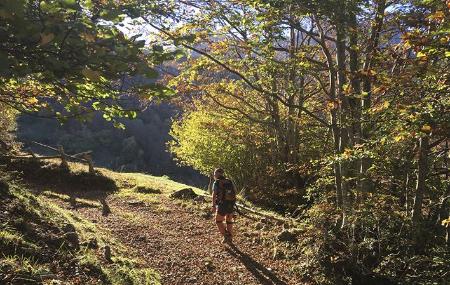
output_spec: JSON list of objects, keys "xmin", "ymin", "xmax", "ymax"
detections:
[
  {"xmin": 211, "ymin": 191, "xmax": 217, "ymax": 212},
  {"xmin": 212, "ymin": 192, "xmax": 216, "ymax": 207},
  {"xmin": 211, "ymin": 182, "xmax": 217, "ymax": 212}
]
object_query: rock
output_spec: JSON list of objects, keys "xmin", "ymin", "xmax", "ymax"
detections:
[
  {"xmin": 86, "ymin": 238, "xmax": 98, "ymax": 249},
  {"xmin": 186, "ymin": 277, "xmax": 197, "ymax": 282},
  {"xmin": 61, "ymin": 223, "xmax": 79, "ymax": 249},
  {"xmin": 170, "ymin": 188, "xmax": 198, "ymax": 200},
  {"xmin": 291, "ymin": 205, "xmax": 307, "ymax": 218},
  {"xmin": 104, "ymin": 245, "xmax": 112, "ymax": 262},
  {"xmin": 133, "ymin": 185, "xmax": 161, "ymax": 194},
  {"xmin": 252, "ymin": 236, "xmax": 262, "ymax": 244},
  {"xmin": 64, "ymin": 232, "xmax": 80, "ymax": 249},
  {"xmin": 205, "ymin": 261, "xmax": 215, "ymax": 272},
  {"xmin": 128, "ymin": 200, "xmax": 145, "ymax": 206},
  {"xmin": 201, "ymin": 211, "xmax": 212, "ymax": 219},
  {"xmin": 193, "ymin": 195, "xmax": 207, "ymax": 203},
  {"xmin": 255, "ymin": 222, "xmax": 264, "ymax": 230},
  {"xmin": 62, "ymin": 223, "xmax": 76, "ymax": 234},
  {"xmin": 136, "ymin": 235, "xmax": 147, "ymax": 242},
  {"xmin": 260, "ymin": 217, "xmax": 270, "ymax": 224},
  {"xmin": 272, "ymin": 247, "xmax": 285, "ymax": 260},
  {"xmin": 277, "ymin": 230, "xmax": 296, "ymax": 242}
]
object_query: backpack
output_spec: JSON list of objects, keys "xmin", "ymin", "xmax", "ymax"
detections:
[{"xmin": 216, "ymin": 178, "xmax": 236, "ymax": 203}]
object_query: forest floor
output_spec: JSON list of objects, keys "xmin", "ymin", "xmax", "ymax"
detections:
[{"xmin": 29, "ymin": 163, "xmax": 305, "ymax": 285}]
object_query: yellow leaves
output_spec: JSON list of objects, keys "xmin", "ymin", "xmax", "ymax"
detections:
[
  {"xmin": 361, "ymin": 69, "xmax": 377, "ymax": 77},
  {"xmin": 427, "ymin": 10, "xmax": 445, "ymax": 23},
  {"xmin": 39, "ymin": 33, "xmax": 55, "ymax": 46},
  {"xmin": 26, "ymin": 97, "xmax": 39, "ymax": 105},
  {"xmin": 326, "ymin": 100, "xmax": 339, "ymax": 110},
  {"xmin": 442, "ymin": 217, "xmax": 450, "ymax": 227},
  {"xmin": 81, "ymin": 32, "xmax": 96, "ymax": 42},
  {"xmin": 371, "ymin": 100, "xmax": 390, "ymax": 113},
  {"xmin": 421, "ymin": 124, "xmax": 432, "ymax": 133},
  {"xmin": 342, "ymin": 148, "xmax": 353, "ymax": 159},
  {"xmin": 394, "ymin": 135, "xmax": 405, "ymax": 142},
  {"xmin": 343, "ymin": 83, "xmax": 352, "ymax": 94},
  {"xmin": 416, "ymin": 51, "xmax": 428, "ymax": 60},
  {"xmin": 210, "ymin": 41, "xmax": 228, "ymax": 51},
  {"xmin": 82, "ymin": 68, "xmax": 101, "ymax": 81},
  {"xmin": 403, "ymin": 40, "xmax": 411, "ymax": 50}
]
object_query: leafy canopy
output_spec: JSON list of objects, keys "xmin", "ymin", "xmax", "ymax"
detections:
[{"xmin": 0, "ymin": 0, "xmax": 175, "ymax": 126}]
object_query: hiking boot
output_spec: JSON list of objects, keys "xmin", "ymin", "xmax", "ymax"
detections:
[
  {"xmin": 222, "ymin": 232, "xmax": 232, "ymax": 244},
  {"xmin": 227, "ymin": 233, "xmax": 233, "ymax": 244}
]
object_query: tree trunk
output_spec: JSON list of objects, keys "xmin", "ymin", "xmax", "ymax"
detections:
[
  {"xmin": 360, "ymin": 0, "xmax": 387, "ymax": 194},
  {"xmin": 336, "ymin": 9, "xmax": 350, "ymax": 216},
  {"xmin": 412, "ymin": 136, "xmax": 429, "ymax": 225}
]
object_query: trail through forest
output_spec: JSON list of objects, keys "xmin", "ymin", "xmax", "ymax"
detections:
[{"xmin": 43, "ymin": 189, "xmax": 303, "ymax": 285}]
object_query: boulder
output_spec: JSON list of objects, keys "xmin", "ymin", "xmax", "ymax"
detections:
[
  {"xmin": 170, "ymin": 188, "xmax": 198, "ymax": 200},
  {"xmin": 277, "ymin": 230, "xmax": 296, "ymax": 243}
]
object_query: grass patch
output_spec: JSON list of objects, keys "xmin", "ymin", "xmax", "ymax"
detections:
[
  {"xmin": 0, "ymin": 255, "xmax": 51, "ymax": 283},
  {"xmin": 0, "ymin": 173, "xmax": 160, "ymax": 285},
  {"xmin": 78, "ymin": 250, "xmax": 161, "ymax": 285}
]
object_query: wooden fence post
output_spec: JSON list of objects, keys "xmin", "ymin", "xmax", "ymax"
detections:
[
  {"xmin": 84, "ymin": 153, "xmax": 95, "ymax": 174},
  {"xmin": 58, "ymin": 145, "xmax": 69, "ymax": 170}
]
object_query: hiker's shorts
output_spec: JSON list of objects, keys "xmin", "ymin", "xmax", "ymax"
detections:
[{"xmin": 217, "ymin": 201, "xmax": 235, "ymax": 216}]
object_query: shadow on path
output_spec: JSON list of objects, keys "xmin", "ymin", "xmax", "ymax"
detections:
[{"xmin": 226, "ymin": 244, "xmax": 288, "ymax": 285}]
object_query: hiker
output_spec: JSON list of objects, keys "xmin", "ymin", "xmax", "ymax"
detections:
[{"xmin": 211, "ymin": 168, "xmax": 237, "ymax": 243}]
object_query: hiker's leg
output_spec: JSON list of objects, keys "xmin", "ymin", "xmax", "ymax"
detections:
[
  {"xmin": 215, "ymin": 213, "xmax": 226, "ymax": 235},
  {"xmin": 225, "ymin": 214, "xmax": 233, "ymax": 237}
]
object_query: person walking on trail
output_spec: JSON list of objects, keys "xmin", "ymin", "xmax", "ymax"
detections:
[{"xmin": 211, "ymin": 168, "xmax": 237, "ymax": 244}]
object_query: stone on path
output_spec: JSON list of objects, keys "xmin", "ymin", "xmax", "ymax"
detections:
[
  {"xmin": 128, "ymin": 200, "xmax": 145, "ymax": 206},
  {"xmin": 277, "ymin": 230, "xmax": 296, "ymax": 242},
  {"xmin": 170, "ymin": 188, "xmax": 198, "ymax": 200}
]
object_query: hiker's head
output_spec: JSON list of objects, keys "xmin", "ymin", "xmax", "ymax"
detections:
[{"xmin": 214, "ymin": 168, "xmax": 225, "ymax": 179}]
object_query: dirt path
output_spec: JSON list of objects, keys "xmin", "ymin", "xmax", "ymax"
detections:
[{"xmin": 45, "ymin": 193, "xmax": 303, "ymax": 285}]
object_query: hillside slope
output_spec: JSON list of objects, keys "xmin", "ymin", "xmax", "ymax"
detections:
[
  {"xmin": 0, "ymin": 169, "xmax": 160, "ymax": 285},
  {"xmin": 1, "ymin": 160, "xmax": 305, "ymax": 285}
]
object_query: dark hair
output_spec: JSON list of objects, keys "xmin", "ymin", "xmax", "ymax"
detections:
[{"xmin": 214, "ymin": 168, "xmax": 224, "ymax": 175}]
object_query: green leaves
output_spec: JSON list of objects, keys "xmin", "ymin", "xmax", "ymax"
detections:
[
  {"xmin": 0, "ymin": 0, "xmax": 181, "ymax": 126},
  {"xmin": 82, "ymin": 68, "xmax": 101, "ymax": 82},
  {"xmin": 39, "ymin": 33, "xmax": 55, "ymax": 46}
]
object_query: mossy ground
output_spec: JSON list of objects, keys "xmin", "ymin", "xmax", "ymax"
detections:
[{"xmin": 0, "ymin": 165, "xmax": 160, "ymax": 285}]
